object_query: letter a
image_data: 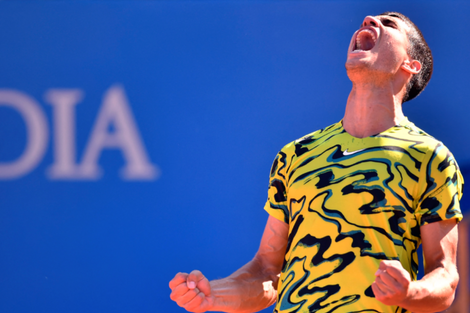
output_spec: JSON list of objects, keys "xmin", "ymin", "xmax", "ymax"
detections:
[{"xmin": 79, "ymin": 85, "xmax": 159, "ymax": 180}]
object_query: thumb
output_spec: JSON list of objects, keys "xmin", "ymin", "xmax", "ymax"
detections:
[
  {"xmin": 187, "ymin": 270, "xmax": 211, "ymax": 296},
  {"xmin": 187, "ymin": 280, "xmax": 196, "ymax": 289}
]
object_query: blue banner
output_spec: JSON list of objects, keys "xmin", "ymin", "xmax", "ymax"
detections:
[{"xmin": 0, "ymin": 1, "xmax": 468, "ymax": 312}]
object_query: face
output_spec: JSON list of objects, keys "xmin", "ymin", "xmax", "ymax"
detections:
[{"xmin": 346, "ymin": 15, "xmax": 412, "ymax": 78}]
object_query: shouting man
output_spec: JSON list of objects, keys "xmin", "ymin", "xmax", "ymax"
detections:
[{"xmin": 169, "ymin": 12, "xmax": 464, "ymax": 313}]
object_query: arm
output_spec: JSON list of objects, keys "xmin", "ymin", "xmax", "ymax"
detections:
[
  {"xmin": 372, "ymin": 218, "xmax": 459, "ymax": 312},
  {"xmin": 169, "ymin": 215, "xmax": 289, "ymax": 313}
]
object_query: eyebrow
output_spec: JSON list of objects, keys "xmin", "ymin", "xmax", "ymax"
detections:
[
  {"xmin": 381, "ymin": 17, "xmax": 398, "ymax": 26},
  {"xmin": 376, "ymin": 15, "xmax": 402, "ymax": 28}
]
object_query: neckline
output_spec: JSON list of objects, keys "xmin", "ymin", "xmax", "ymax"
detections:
[{"xmin": 339, "ymin": 117, "xmax": 410, "ymax": 139}]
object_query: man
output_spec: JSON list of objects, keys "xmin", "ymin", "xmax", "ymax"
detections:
[{"xmin": 169, "ymin": 12, "xmax": 464, "ymax": 313}]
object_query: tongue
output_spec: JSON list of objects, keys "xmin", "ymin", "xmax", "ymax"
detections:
[
  {"xmin": 362, "ymin": 38, "xmax": 375, "ymax": 50},
  {"xmin": 359, "ymin": 33, "xmax": 375, "ymax": 51}
]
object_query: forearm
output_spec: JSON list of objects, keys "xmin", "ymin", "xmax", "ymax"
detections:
[
  {"xmin": 169, "ymin": 217, "xmax": 287, "ymax": 312},
  {"xmin": 399, "ymin": 220, "xmax": 461, "ymax": 313},
  {"xmin": 209, "ymin": 257, "xmax": 279, "ymax": 313},
  {"xmin": 401, "ymin": 266, "xmax": 459, "ymax": 313}
]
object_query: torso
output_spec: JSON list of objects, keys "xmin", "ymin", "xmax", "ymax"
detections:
[{"xmin": 265, "ymin": 119, "xmax": 463, "ymax": 313}]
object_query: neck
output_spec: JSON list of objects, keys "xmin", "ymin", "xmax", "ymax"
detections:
[{"xmin": 343, "ymin": 80, "xmax": 406, "ymax": 138}]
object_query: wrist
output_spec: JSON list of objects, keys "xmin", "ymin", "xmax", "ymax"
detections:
[{"xmin": 209, "ymin": 279, "xmax": 242, "ymax": 312}]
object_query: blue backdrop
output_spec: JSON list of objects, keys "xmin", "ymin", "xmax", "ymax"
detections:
[{"xmin": 0, "ymin": 1, "xmax": 468, "ymax": 313}]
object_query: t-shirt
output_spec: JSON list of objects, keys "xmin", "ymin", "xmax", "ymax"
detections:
[{"xmin": 264, "ymin": 118, "xmax": 464, "ymax": 313}]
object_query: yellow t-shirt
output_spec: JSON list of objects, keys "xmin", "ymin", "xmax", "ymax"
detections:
[{"xmin": 264, "ymin": 119, "xmax": 463, "ymax": 313}]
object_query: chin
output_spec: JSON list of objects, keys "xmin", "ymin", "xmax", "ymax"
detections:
[{"xmin": 345, "ymin": 59, "xmax": 368, "ymax": 75}]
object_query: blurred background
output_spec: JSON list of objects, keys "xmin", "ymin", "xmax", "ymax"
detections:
[{"xmin": 0, "ymin": 1, "xmax": 468, "ymax": 312}]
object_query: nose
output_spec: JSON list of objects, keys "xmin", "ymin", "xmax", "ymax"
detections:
[{"xmin": 361, "ymin": 16, "xmax": 380, "ymax": 28}]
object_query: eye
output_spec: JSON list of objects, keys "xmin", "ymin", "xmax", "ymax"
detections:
[{"xmin": 382, "ymin": 19, "xmax": 397, "ymax": 29}]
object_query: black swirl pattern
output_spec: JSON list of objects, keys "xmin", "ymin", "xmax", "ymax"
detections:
[{"xmin": 265, "ymin": 119, "xmax": 463, "ymax": 313}]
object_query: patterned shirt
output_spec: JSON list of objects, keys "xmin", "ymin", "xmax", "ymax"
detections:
[{"xmin": 264, "ymin": 118, "xmax": 463, "ymax": 313}]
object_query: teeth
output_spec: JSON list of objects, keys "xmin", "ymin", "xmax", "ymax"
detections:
[{"xmin": 355, "ymin": 29, "xmax": 376, "ymax": 51}]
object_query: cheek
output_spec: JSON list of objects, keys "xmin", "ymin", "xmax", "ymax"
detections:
[{"xmin": 384, "ymin": 41, "xmax": 407, "ymax": 62}]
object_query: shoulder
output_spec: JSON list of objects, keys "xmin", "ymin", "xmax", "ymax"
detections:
[
  {"xmin": 278, "ymin": 121, "xmax": 343, "ymax": 156},
  {"xmin": 400, "ymin": 120, "xmax": 439, "ymax": 145},
  {"xmin": 397, "ymin": 120, "xmax": 455, "ymax": 160},
  {"xmin": 405, "ymin": 121, "xmax": 464, "ymax": 202}
]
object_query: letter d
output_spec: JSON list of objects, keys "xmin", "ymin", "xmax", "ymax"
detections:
[{"xmin": 0, "ymin": 90, "xmax": 48, "ymax": 179}]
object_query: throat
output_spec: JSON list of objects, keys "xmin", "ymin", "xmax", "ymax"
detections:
[{"xmin": 343, "ymin": 96, "xmax": 406, "ymax": 138}]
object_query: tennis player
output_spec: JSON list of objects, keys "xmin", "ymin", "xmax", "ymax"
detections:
[{"xmin": 170, "ymin": 12, "xmax": 463, "ymax": 313}]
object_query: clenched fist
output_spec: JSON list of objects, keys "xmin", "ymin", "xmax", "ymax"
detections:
[
  {"xmin": 169, "ymin": 270, "xmax": 214, "ymax": 312},
  {"xmin": 372, "ymin": 260, "xmax": 412, "ymax": 307}
]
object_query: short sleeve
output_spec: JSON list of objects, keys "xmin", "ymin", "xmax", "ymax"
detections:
[
  {"xmin": 264, "ymin": 146, "xmax": 292, "ymax": 224},
  {"xmin": 415, "ymin": 143, "xmax": 464, "ymax": 226}
]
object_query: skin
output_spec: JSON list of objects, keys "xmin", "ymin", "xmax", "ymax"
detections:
[
  {"xmin": 343, "ymin": 15, "xmax": 421, "ymax": 138},
  {"xmin": 372, "ymin": 220, "xmax": 459, "ymax": 312},
  {"xmin": 169, "ymin": 15, "xmax": 460, "ymax": 313}
]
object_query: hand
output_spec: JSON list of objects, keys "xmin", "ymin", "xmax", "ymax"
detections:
[
  {"xmin": 169, "ymin": 270, "xmax": 214, "ymax": 312},
  {"xmin": 371, "ymin": 260, "xmax": 412, "ymax": 307}
]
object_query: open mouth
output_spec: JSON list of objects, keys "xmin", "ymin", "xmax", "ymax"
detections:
[{"xmin": 353, "ymin": 29, "xmax": 377, "ymax": 52}]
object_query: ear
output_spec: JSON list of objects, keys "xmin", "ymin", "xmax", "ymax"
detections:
[{"xmin": 402, "ymin": 59, "xmax": 421, "ymax": 74}]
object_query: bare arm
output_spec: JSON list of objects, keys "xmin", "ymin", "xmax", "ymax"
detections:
[
  {"xmin": 169, "ymin": 216, "xmax": 289, "ymax": 312},
  {"xmin": 372, "ymin": 219, "xmax": 459, "ymax": 312}
]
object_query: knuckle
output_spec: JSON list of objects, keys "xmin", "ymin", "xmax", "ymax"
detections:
[
  {"xmin": 178, "ymin": 272, "xmax": 189, "ymax": 279},
  {"xmin": 172, "ymin": 273, "xmax": 186, "ymax": 284}
]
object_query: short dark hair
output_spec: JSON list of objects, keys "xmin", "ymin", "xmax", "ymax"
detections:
[{"xmin": 379, "ymin": 12, "xmax": 433, "ymax": 103}]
